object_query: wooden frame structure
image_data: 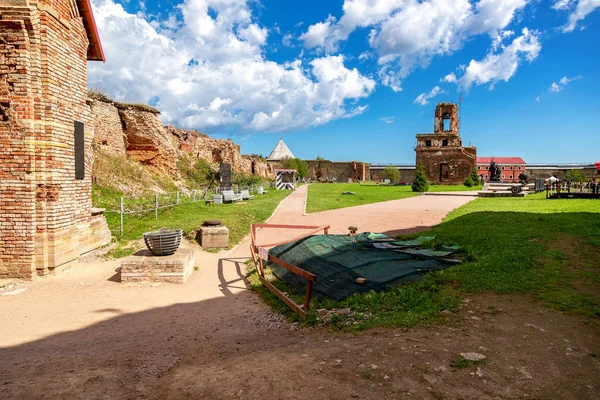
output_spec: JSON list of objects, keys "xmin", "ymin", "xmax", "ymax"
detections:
[{"xmin": 250, "ymin": 223, "xmax": 330, "ymax": 318}]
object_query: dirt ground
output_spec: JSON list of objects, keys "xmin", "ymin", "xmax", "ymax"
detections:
[{"xmin": 1, "ymin": 186, "xmax": 598, "ymax": 399}]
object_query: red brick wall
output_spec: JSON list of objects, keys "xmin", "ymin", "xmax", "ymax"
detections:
[{"xmin": 0, "ymin": 2, "xmax": 110, "ymax": 278}]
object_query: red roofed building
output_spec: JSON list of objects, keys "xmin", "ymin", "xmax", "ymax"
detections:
[
  {"xmin": 0, "ymin": 0, "xmax": 110, "ymax": 278},
  {"xmin": 477, "ymin": 157, "xmax": 527, "ymax": 183}
]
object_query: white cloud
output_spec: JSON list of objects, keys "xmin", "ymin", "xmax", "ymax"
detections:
[
  {"xmin": 458, "ymin": 28, "xmax": 541, "ymax": 90},
  {"xmin": 552, "ymin": 0, "xmax": 573, "ymax": 10},
  {"xmin": 535, "ymin": 96, "xmax": 541, "ymax": 103},
  {"xmin": 557, "ymin": 0, "xmax": 600, "ymax": 32},
  {"xmin": 282, "ymin": 33, "xmax": 294, "ymax": 47},
  {"xmin": 88, "ymin": 0, "xmax": 375, "ymax": 133},
  {"xmin": 549, "ymin": 75, "xmax": 583, "ymax": 92},
  {"xmin": 559, "ymin": 75, "xmax": 583, "ymax": 84},
  {"xmin": 380, "ymin": 116, "xmax": 394, "ymax": 124},
  {"xmin": 302, "ymin": 0, "xmax": 530, "ymax": 90},
  {"xmin": 358, "ymin": 51, "xmax": 373, "ymax": 61},
  {"xmin": 441, "ymin": 73, "xmax": 457, "ymax": 83},
  {"xmin": 549, "ymin": 82, "xmax": 563, "ymax": 92},
  {"xmin": 413, "ymin": 86, "xmax": 442, "ymax": 106}
]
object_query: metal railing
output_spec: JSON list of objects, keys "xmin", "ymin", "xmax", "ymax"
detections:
[{"xmin": 105, "ymin": 183, "xmax": 274, "ymax": 235}]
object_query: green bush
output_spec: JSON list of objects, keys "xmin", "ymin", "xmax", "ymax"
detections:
[
  {"xmin": 280, "ymin": 158, "xmax": 309, "ymax": 178},
  {"xmin": 464, "ymin": 175, "xmax": 474, "ymax": 187},
  {"xmin": 382, "ymin": 166, "xmax": 401, "ymax": 183},
  {"xmin": 412, "ymin": 165, "xmax": 429, "ymax": 192},
  {"xmin": 177, "ymin": 155, "xmax": 215, "ymax": 188},
  {"xmin": 469, "ymin": 166, "xmax": 479, "ymax": 185},
  {"xmin": 233, "ymin": 172, "xmax": 262, "ymax": 187}
]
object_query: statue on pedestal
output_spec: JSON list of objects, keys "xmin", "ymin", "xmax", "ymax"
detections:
[{"xmin": 489, "ymin": 159, "xmax": 501, "ymax": 182}]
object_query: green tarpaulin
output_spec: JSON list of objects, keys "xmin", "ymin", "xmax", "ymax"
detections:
[{"xmin": 268, "ymin": 233, "xmax": 461, "ymax": 301}]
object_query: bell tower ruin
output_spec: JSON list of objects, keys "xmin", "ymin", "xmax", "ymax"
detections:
[
  {"xmin": 0, "ymin": 0, "xmax": 111, "ymax": 278},
  {"xmin": 415, "ymin": 102, "xmax": 476, "ymax": 184}
]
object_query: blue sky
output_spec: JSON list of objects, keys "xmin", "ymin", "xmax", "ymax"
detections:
[{"xmin": 89, "ymin": 0, "xmax": 600, "ymax": 164}]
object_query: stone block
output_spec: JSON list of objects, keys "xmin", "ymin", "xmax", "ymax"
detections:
[
  {"xmin": 120, "ymin": 247, "xmax": 195, "ymax": 284},
  {"xmin": 197, "ymin": 225, "xmax": 229, "ymax": 249}
]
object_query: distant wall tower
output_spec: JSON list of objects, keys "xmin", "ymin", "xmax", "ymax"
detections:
[{"xmin": 415, "ymin": 103, "xmax": 476, "ymax": 184}]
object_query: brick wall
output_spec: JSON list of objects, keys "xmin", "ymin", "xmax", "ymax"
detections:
[
  {"xmin": 90, "ymin": 100, "xmax": 126, "ymax": 155},
  {"xmin": 305, "ymin": 160, "xmax": 369, "ymax": 182},
  {"xmin": 0, "ymin": 1, "xmax": 110, "ymax": 278}
]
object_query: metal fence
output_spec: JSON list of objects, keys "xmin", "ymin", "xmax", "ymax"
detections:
[{"xmin": 106, "ymin": 183, "xmax": 273, "ymax": 235}]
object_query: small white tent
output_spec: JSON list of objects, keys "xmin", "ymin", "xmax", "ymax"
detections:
[{"xmin": 267, "ymin": 138, "xmax": 295, "ymax": 161}]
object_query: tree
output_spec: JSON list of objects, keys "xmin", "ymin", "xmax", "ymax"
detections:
[
  {"xmin": 280, "ymin": 158, "xmax": 309, "ymax": 179},
  {"xmin": 382, "ymin": 166, "xmax": 401, "ymax": 183},
  {"xmin": 315, "ymin": 155, "xmax": 326, "ymax": 161},
  {"xmin": 469, "ymin": 167, "xmax": 480, "ymax": 185},
  {"xmin": 565, "ymin": 169, "xmax": 586, "ymax": 183},
  {"xmin": 464, "ymin": 175, "xmax": 474, "ymax": 187},
  {"xmin": 412, "ymin": 165, "xmax": 429, "ymax": 192}
]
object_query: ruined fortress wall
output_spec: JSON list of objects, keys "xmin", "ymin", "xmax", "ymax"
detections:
[
  {"xmin": 370, "ymin": 168, "xmax": 417, "ymax": 183},
  {"xmin": 90, "ymin": 100, "xmax": 126, "ymax": 156},
  {"xmin": 305, "ymin": 160, "xmax": 369, "ymax": 182},
  {"xmin": 0, "ymin": 1, "xmax": 110, "ymax": 278},
  {"xmin": 526, "ymin": 166, "xmax": 599, "ymax": 180},
  {"xmin": 89, "ymin": 103, "xmax": 271, "ymax": 178}
]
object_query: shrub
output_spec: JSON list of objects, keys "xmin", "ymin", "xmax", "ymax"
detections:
[
  {"xmin": 177, "ymin": 155, "xmax": 215, "ymax": 188},
  {"xmin": 233, "ymin": 172, "xmax": 262, "ymax": 187},
  {"xmin": 412, "ymin": 165, "xmax": 429, "ymax": 192},
  {"xmin": 464, "ymin": 175, "xmax": 474, "ymax": 187},
  {"xmin": 382, "ymin": 166, "xmax": 401, "ymax": 183},
  {"xmin": 280, "ymin": 158, "xmax": 309, "ymax": 178},
  {"xmin": 469, "ymin": 167, "xmax": 480, "ymax": 185}
]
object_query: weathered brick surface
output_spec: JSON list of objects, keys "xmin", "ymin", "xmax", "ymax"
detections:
[
  {"xmin": 305, "ymin": 160, "xmax": 369, "ymax": 182},
  {"xmin": 90, "ymin": 100, "xmax": 126, "ymax": 155},
  {"xmin": 415, "ymin": 103, "xmax": 476, "ymax": 184},
  {"xmin": 0, "ymin": 1, "xmax": 110, "ymax": 279},
  {"xmin": 120, "ymin": 248, "xmax": 195, "ymax": 284}
]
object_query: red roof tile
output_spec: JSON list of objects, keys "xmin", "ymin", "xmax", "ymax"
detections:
[{"xmin": 477, "ymin": 156, "xmax": 526, "ymax": 165}]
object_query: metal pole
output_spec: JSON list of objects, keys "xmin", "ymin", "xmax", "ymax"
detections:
[
  {"xmin": 120, "ymin": 197, "xmax": 124, "ymax": 236},
  {"xmin": 155, "ymin": 194, "xmax": 159, "ymax": 219}
]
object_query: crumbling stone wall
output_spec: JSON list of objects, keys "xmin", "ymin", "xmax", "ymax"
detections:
[
  {"xmin": 120, "ymin": 109, "xmax": 179, "ymax": 174},
  {"xmin": 415, "ymin": 103, "xmax": 476, "ymax": 184},
  {"xmin": 305, "ymin": 160, "xmax": 369, "ymax": 182},
  {"xmin": 90, "ymin": 100, "xmax": 126, "ymax": 156},
  {"xmin": 0, "ymin": 0, "xmax": 110, "ymax": 278},
  {"xmin": 88, "ymin": 100, "xmax": 272, "ymax": 178}
]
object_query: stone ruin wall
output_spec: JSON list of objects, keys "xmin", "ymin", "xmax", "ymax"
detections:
[
  {"xmin": 305, "ymin": 160, "xmax": 369, "ymax": 182},
  {"xmin": 90, "ymin": 98, "xmax": 270, "ymax": 179}
]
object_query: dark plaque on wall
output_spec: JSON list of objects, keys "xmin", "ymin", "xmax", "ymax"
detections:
[
  {"xmin": 220, "ymin": 163, "xmax": 232, "ymax": 188},
  {"xmin": 74, "ymin": 121, "xmax": 85, "ymax": 180}
]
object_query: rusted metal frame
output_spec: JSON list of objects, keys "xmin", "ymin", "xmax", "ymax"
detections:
[
  {"xmin": 269, "ymin": 255, "xmax": 316, "ymax": 282},
  {"xmin": 257, "ymin": 254, "xmax": 317, "ymax": 319},
  {"xmin": 259, "ymin": 276, "xmax": 307, "ymax": 319},
  {"xmin": 249, "ymin": 223, "xmax": 328, "ymax": 318}
]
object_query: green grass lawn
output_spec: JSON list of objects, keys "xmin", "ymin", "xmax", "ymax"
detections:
[
  {"xmin": 249, "ymin": 192, "xmax": 600, "ymax": 330},
  {"xmin": 306, "ymin": 182, "xmax": 481, "ymax": 213},
  {"xmin": 306, "ymin": 183, "xmax": 417, "ymax": 213},
  {"xmin": 95, "ymin": 187, "xmax": 290, "ymax": 257}
]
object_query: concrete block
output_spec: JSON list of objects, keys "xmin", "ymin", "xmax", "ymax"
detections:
[{"xmin": 197, "ymin": 225, "xmax": 229, "ymax": 249}]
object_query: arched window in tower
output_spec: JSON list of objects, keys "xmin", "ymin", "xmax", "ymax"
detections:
[{"xmin": 442, "ymin": 112, "xmax": 451, "ymax": 132}]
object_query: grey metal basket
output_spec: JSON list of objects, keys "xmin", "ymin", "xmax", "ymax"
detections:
[{"xmin": 143, "ymin": 229, "xmax": 183, "ymax": 256}]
